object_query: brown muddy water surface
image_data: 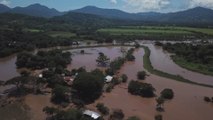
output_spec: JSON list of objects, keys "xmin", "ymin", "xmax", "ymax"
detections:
[
  {"xmin": 86, "ymin": 47, "xmax": 213, "ymax": 120},
  {"xmin": 144, "ymin": 44, "xmax": 213, "ymax": 86},
  {"xmin": 0, "ymin": 46, "xmax": 213, "ymax": 120}
]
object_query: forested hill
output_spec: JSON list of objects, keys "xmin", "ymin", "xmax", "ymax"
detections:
[
  {"xmin": 0, "ymin": 3, "xmax": 63, "ymax": 18},
  {"xmin": 1, "ymin": 3, "xmax": 213, "ymax": 26}
]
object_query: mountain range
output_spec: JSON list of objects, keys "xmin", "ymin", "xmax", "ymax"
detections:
[
  {"xmin": 0, "ymin": 3, "xmax": 63, "ymax": 18},
  {"xmin": 0, "ymin": 3, "xmax": 213, "ymax": 25}
]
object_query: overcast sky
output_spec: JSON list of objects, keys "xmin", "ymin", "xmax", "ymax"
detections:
[{"xmin": 0, "ymin": 0, "xmax": 213, "ymax": 13}]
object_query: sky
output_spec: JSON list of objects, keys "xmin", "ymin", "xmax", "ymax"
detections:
[{"xmin": 0, "ymin": 0, "xmax": 213, "ymax": 13}]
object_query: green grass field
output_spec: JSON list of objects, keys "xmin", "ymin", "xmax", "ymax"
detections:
[
  {"xmin": 47, "ymin": 31, "xmax": 76, "ymax": 38},
  {"xmin": 98, "ymin": 26, "xmax": 213, "ymax": 38}
]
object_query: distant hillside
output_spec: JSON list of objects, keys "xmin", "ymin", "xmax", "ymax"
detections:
[
  {"xmin": 73, "ymin": 6, "xmax": 213, "ymax": 26},
  {"xmin": 73, "ymin": 6, "xmax": 141, "ymax": 20},
  {"xmin": 0, "ymin": 3, "xmax": 213, "ymax": 26},
  {"xmin": 0, "ymin": 4, "xmax": 10, "ymax": 13},
  {"xmin": 0, "ymin": 3, "xmax": 64, "ymax": 18},
  {"xmin": 158, "ymin": 7, "xmax": 213, "ymax": 25},
  {"xmin": 52, "ymin": 11, "xmax": 114, "ymax": 28}
]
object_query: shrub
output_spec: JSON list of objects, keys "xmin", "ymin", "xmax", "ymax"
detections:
[
  {"xmin": 96, "ymin": 103, "xmax": 109, "ymax": 115},
  {"xmin": 155, "ymin": 115, "xmax": 163, "ymax": 120},
  {"xmin": 135, "ymin": 43, "xmax": 140, "ymax": 48},
  {"xmin": 80, "ymin": 50, "xmax": 85, "ymax": 54},
  {"xmin": 121, "ymin": 74, "xmax": 128, "ymax": 83},
  {"xmin": 106, "ymin": 84, "xmax": 114, "ymax": 93},
  {"xmin": 128, "ymin": 81, "xmax": 155, "ymax": 98},
  {"xmin": 137, "ymin": 71, "xmax": 146, "ymax": 80},
  {"xmin": 127, "ymin": 116, "xmax": 140, "ymax": 120},
  {"xmin": 204, "ymin": 96, "xmax": 211, "ymax": 102},
  {"xmin": 110, "ymin": 109, "xmax": 124, "ymax": 120},
  {"xmin": 112, "ymin": 77, "xmax": 121, "ymax": 85},
  {"xmin": 160, "ymin": 89, "xmax": 174, "ymax": 99}
]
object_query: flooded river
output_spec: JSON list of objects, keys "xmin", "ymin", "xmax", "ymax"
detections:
[
  {"xmin": 0, "ymin": 46, "xmax": 213, "ymax": 120},
  {"xmin": 144, "ymin": 43, "xmax": 213, "ymax": 86},
  {"xmin": 0, "ymin": 55, "xmax": 19, "ymax": 81}
]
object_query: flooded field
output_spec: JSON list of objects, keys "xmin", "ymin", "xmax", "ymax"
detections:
[
  {"xmin": 0, "ymin": 46, "xmax": 213, "ymax": 120},
  {"xmin": 86, "ymin": 48, "xmax": 213, "ymax": 120},
  {"xmin": 0, "ymin": 55, "xmax": 19, "ymax": 81},
  {"xmin": 144, "ymin": 44, "xmax": 213, "ymax": 86}
]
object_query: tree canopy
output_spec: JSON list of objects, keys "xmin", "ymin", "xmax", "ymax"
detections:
[{"xmin": 72, "ymin": 70, "xmax": 104, "ymax": 103}]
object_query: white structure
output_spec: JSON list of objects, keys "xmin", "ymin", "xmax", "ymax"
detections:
[
  {"xmin": 83, "ymin": 110, "xmax": 101, "ymax": 119},
  {"xmin": 105, "ymin": 75, "xmax": 113, "ymax": 83},
  {"xmin": 38, "ymin": 74, "xmax": 43, "ymax": 78}
]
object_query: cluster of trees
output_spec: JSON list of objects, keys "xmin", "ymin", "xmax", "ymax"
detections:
[
  {"xmin": 204, "ymin": 96, "xmax": 213, "ymax": 103},
  {"xmin": 125, "ymin": 48, "xmax": 136, "ymax": 61},
  {"xmin": 106, "ymin": 57, "xmax": 125, "ymax": 75},
  {"xmin": 72, "ymin": 69, "xmax": 105, "ymax": 103},
  {"xmin": 5, "ymin": 71, "xmax": 45, "ymax": 96},
  {"xmin": 109, "ymin": 109, "xmax": 124, "ymax": 120},
  {"xmin": 96, "ymin": 103, "xmax": 109, "ymax": 115},
  {"xmin": 96, "ymin": 52, "xmax": 110, "ymax": 67},
  {"xmin": 128, "ymin": 81, "xmax": 155, "ymax": 98},
  {"xmin": 156, "ymin": 88, "xmax": 174, "ymax": 112},
  {"xmin": 163, "ymin": 43, "xmax": 213, "ymax": 65},
  {"xmin": 16, "ymin": 49, "xmax": 71, "ymax": 69},
  {"xmin": 0, "ymin": 28, "xmax": 74, "ymax": 58},
  {"xmin": 105, "ymin": 48, "xmax": 136, "ymax": 76}
]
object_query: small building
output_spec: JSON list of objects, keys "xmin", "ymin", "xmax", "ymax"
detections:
[
  {"xmin": 64, "ymin": 76, "xmax": 74, "ymax": 85},
  {"xmin": 83, "ymin": 110, "xmax": 101, "ymax": 119},
  {"xmin": 38, "ymin": 74, "xmax": 43, "ymax": 78},
  {"xmin": 105, "ymin": 75, "xmax": 113, "ymax": 83}
]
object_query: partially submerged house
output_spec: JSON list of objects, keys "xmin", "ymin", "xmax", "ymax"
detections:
[
  {"xmin": 105, "ymin": 75, "xmax": 113, "ymax": 83},
  {"xmin": 83, "ymin": 110, "xmax": 101, "ymax": 120},
  {"xmin": 64, "ymin": 76, "xmax": 74, "ymax": 85}
]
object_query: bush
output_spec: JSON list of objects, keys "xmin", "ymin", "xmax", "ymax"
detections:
[
  {"xmin": 110, "ymin": 109, "xmax": 124, "ymax": 120},
  {"xmin": 155, "ymin": 115, "xmax": 163, "ymax": 120},
  {"xmin": 204, "ymin": 96, "xmax": 211, "ymax": 102},
  {"xmin": 112, "ymin": 77, "xmax": 121, "ymax": 85},
  {"xmin": 121, "ymin": 74, "xmax": 128, "ymax": 83},
  {"xmin": 51, "ymin": 84, "xmax": 69, "ymax": 104},
  {"xmin": 137, "ymin": 71, "xmax": 146, "ymax": 80},
  {"xmin": 135, "ymin": 43, "xmax": 140, "ymax": 48},
  {"xmin": 127, "ymin": 116, "xmax": 140, "ymax": 120},
  {"xmin": 128, "ymin": 81, "xmax": 155, "ymax": 98},
  {"xmin": 80, "ymin": 50, "xmax": 85, "ymax": 54},
  {"xmin": 96, "ymin": 103, "xmax": 109, "ymax": 115},
  {"xmin": 106, "ymin": 84, "xmax": 114, "ymax": 93},
  {"xmin": 160, "ymin": 89, "xmax": 174, "ymax": 99}
]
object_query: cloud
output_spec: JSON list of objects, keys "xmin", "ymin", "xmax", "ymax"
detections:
[
  {"xmin": 189, "ymin": 0, "xmax": 213, "ymax": 8},
  {"xmin": 110, "ymin": 0, "xmax": 118, "ymax": 4},
  {"xmin": 124, "ymin": 0, "xmax": 171, "ymax": 12},
  {"xmin": 0, "ymin": 0, "xmax": 10, "ymax": 6}
]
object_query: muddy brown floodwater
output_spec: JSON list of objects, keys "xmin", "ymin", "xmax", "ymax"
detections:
[
  {"xmin": 144, "ymin": 43, "xmax": 213, "ymax": 86},
  {"xmin": 86, "ymin": 47, "xmax": 213, "ymax": 120},
  {"xmin": 0, "ymin": 55, "xmax": 19, "ymax": 81},
  {"xmin": 67, "ymin": 47, "xmax": 127, "ymax": 71},
  {"xmin": 0, "ymin": 46, "xmax": 213, "ymax": 120}
]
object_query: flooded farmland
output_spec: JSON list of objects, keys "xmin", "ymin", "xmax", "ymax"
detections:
[
  {"xmin": 144, "ymin": 43, "xmax": 213, "ymax": 86},
  {"xmin": 0, "ymin": 45, "xmax": 213, "ymax": 120}
]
